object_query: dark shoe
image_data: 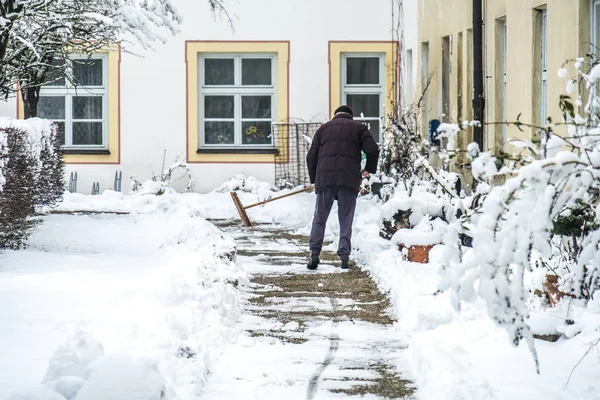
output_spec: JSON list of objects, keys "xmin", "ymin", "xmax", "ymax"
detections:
[
  {"xmin": 307, "ymin": 256, "xmax": 320, "ymax": 270},
  {"xmin": 341, "ymin": 259, "xmax": 350, "ymax": 269}
]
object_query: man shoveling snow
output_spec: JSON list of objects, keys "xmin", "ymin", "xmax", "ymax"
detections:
[{"xmin": 305, "ymin": 105, "xmax": 379, "ymax": 270}]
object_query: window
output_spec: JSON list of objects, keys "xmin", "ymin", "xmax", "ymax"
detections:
[
  {"xmin": 421, "ymin": 42, "xmax": 430, "ymax": 135},
  {"xmin": 199, "ymin": 54, "xmax": 276, "ymax": 148},
  {"xmin": 406, "ymin": 49, "xmax": 413, "ymax": 104},
  {"xmin": 540, "ymin": 9, "xmax": 548, "ymax": 127},
  {"xmin": 186, "ymin": 41, "xmax": 289, "ymax": 163},
  {"xmin": 442, "ymin": 36, "xmax": 451, "ymax": 122},
  {"xmin": 38, "ymin": 55, "xmax": 108, "ymax": 149},
  {"xmin": 328, "ymin": 41, "xmax": 397, "ymax": 144},
  {"xmin": 341, "ymin": 54, "xmax": 385, "ymax": 142},
  {"xmin": 502, "ymin": 20, "xmax": 507, "ymax": 145},
  {"xmin": 593, "ymin": 0, "xmax": 600, "ymax": 50},
  {"xmin": 495, "ymin": 18, "xmax": 507, "ymax": 149}
]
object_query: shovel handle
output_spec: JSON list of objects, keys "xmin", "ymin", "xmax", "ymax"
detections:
[{"xmin": 244, "ymin": 186, "xmax": 315, "ymax": 210}]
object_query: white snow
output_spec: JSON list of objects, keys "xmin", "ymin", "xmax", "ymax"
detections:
[
  {"xmin": 0, "ymin": 195, "xmax": 246, "ymax": 399},
  {"xmin": 2, "ymin": 174, "xmax": 600, "ymax": 399},
  {"xmin": 558, "ymin": 67, "xmax": 568, "ymax": 78}
]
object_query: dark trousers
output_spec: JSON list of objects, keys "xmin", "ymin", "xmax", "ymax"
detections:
[{"xmin": 309, "ymin": 186, "xmax": 357, "ymax": 261}]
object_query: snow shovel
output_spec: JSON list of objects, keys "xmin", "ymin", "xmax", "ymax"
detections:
[{"xmin": 230, "ymin": 186, "xmax": 315, "ymax": 227}]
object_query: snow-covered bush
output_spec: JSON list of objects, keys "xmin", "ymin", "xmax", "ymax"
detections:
[
  {"xmin": 215, "ymin": 174, "xmax": 277, "ymax": 195},
  {"xmin": 379, "ymin": 102, "xmax": 426, "ymax": 189},
  {"xmin": 0, "ymin": 118, "xmax": 64, "ymax": 249},
  {"xmin": 438, "ymin": 56, "xmax": 600, "ymax": 371},
  {"xmin": 130, "ymin": 156, "xmax": 194, "ymax": 195}
]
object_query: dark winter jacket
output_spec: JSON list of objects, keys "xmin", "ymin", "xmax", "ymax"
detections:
[{"xmin": 306, "ymin": 113, "xmax": 379, "ymax": 193}]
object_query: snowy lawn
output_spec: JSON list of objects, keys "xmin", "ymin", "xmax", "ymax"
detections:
[{"xmin": 0, "ymin": 194, "xmax": 246, "ymax": 400}]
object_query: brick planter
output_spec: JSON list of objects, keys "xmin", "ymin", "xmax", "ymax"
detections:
[{"xmin": 399, "ymin": 243, "xmax": 435, "ymax": 263}]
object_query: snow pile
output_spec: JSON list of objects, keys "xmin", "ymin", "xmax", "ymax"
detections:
[
  {"xmin": 214, "ymin": 174, "xmax": 278, "ymax": 199},
  {"xmin": 3, "ymin": 197, "xmax": 247, "ymax": 399},
  {"xmin": 391, "ymin": 219, "xmax": 445, "ymax": 247},
  {"xmin": 42, "ymin": 330, "xmax": 105, "ymax": 383}
]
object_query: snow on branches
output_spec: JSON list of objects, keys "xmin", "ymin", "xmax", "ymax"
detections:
[
  {"xmin": 439, "ymin": 55, "xmax": 600, "ymax": 371},
  {"xmin": 0, "ymin": 0, "xmax": 229, "ymax": 101}
]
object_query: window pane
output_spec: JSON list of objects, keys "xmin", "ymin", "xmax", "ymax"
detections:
[
  {"xmin": 346, "ymin": 57, "xmax": 380, "ymax": 85},
  {"xmin": 73, "ymin": 59, "xmax": 103, "ymax": 86},
  {"xmin": 205, "ymin": 58, "xmax": 234, "ymax": 85},
  {"xmin": 358, "ymin": 119, "xmax": 380, "ymax": 142},
  {"xmin": 54, "ymin": 121, "xmax": 65, "ymax": 146},
  {"xmin": 347, "ymin": 94, "xmax": 380, "ymax": 118},
  {"xmin": 242, "ymin": 121, "xmax": 272, "ymax": 145},
  {"xmin": 38, "ymin": 96, "xmax": 66, "ymax": 119},
  {"xmin": 44, "ymin": 58, "xmax": 66, "ymax": 86},
  {"xmin": 205, "ymin": 121, "xmax": 234, "ymax": 145},
  {"xmin": 73, "ymin": 122, "xmax": 103, "ymax": 145},
  {"xmin": 242, "ymin": 96, "xmax": 271, "ymax": 119},
  {"xmin": 596, "ymin": 4, "xmax": 600, "ymax": 50},
  {"xmin": 73, "ymin": 96, "xmax": 103, "ymax": 119},
  {"xmin": 204, "ymin": 96, "xmax": 234, "ymax": 118},
  {"xmin": 242, "ymin": 58, "xmax": 272, "ymax": 85}
]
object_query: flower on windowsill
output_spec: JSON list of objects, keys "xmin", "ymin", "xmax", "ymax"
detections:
[{"xmin": 244, "ymin": 125, "xmax": 265, "ymax": 143}]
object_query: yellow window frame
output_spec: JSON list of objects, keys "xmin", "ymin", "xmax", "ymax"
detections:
[
  {"xmin": 185, "ymin": 41, "xmax": 290, "ymax": 164},
  {"xmin": 17, "ymin": 48, "xmax": 121, "ymax": 165},
  {"xmin": 328, "ymin": 41, "xmax": 399, "ymax": 119}
]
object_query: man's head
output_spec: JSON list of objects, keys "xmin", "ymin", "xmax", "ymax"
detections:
[{"xmin": 334, "ymin": 105, "xmax": 353, "ymax": 117}]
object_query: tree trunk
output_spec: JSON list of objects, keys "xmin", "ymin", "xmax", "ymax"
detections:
[{"xmin": 21, "ymin": 86, "xmax": 40, "ymax": 119}]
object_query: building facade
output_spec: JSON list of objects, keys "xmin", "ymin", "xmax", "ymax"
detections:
[
  {"xmin": 414, "ymin": 0, "xmax": 591, "ymax": 162},
  {"xmin": 0, "ymin": 0, "xmax": 403, "ymax": 193}
]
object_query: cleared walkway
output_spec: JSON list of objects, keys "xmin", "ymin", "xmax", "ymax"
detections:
[{"xmin": 201, "ymin": 220, "xmax": 414, "ymax": 399}]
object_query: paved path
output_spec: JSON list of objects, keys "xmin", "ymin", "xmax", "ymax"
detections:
[{"xmin": 201, "ymin": 220, "xmax": 414, "ymax": 399}]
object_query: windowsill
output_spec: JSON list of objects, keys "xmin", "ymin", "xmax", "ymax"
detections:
[
  {"xmin": 61, "ymin": 149, "xmax": 111, "ymax": 155},
  {"xmin": 196, "ymin": 148, "xmax": 279, "ymax": 155}
]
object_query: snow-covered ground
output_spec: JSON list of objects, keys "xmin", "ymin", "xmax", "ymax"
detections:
[
  {"xmin": 0, "ymin": 195, "xmax": 246, "ymax": 400},
  {"xmin": 2, "ymin": 175, "xmax": 600, "ymax": 399}
]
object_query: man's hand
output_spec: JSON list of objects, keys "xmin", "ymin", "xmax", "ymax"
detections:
[{"xmin": 361, "ymin": 169, "xmax": 370, "ymax": 179}]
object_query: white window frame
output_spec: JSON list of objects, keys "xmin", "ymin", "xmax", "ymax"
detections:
[
  {"xmin": 340, "ymin": 53, "xmax": 386, "ymax": 142},
  {"xmin": 502, "ymin": 19, "xmax": 507, "ymax": 147},
  {"xmin": 199, "ymin": 53, "xmax": 277, "ymax": 148},
  {"xmin": 540, "ymin": 9, "xmax": 548, "ymax": 127},
  {"xmin": 39, "ymin": 54, "xmax": 109, "ymax": 149}
]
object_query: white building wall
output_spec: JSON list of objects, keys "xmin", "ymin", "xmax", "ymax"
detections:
[
  {"xmin": 5, "ymin": 0, "xmax": 398, "ymax": 194},
  {"xmin": 0, "ymin": 99, "xmax": 16, "ymax": 119}
]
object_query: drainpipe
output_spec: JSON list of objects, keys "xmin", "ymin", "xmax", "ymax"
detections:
[{"xmin": 472, "ymin": 0, "xmax": 485, "ymax": 149}]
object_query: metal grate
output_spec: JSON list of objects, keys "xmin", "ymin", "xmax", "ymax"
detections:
[{"xmin": 273, "ymin": 122, "xmax": 322, "ymax": 189}]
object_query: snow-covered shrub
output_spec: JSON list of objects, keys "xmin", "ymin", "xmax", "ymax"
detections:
[
  {"xmin": 130, "ymin": 156, "xmax": 194, "ymax": 195},
  {"xmin": 439, "ymin": 55, "xmax": 600, "ymax": 370},
  {"xmin": 215, "ymin": 174, "xmax": 277, "ymax": 194},
  {"xmin": 0, "ymin": 118, "xmax": 64, "ymax": 250},
  {"xmin": 379, "ymin": 103, "xmax": 426, "ymax": 189}
]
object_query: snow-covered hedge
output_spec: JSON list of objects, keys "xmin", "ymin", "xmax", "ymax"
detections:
[{"xmin": 0, "ymin": 118, "xmax": 64, "ymax": 250}]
